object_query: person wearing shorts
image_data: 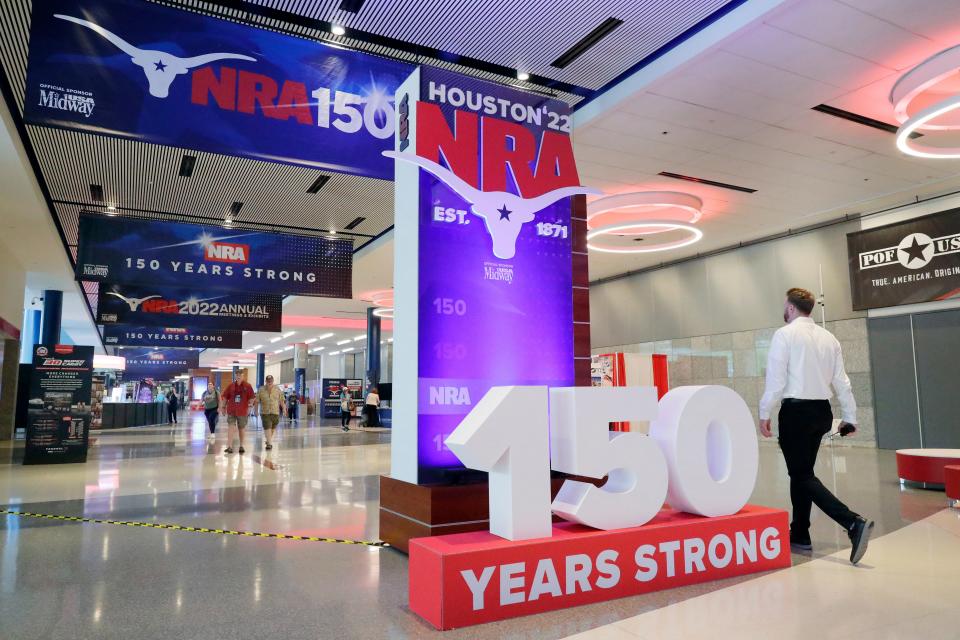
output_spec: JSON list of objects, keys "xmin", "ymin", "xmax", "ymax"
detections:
[
  {"xmin": 254, "ymin": 375, "xmax": 285, "ymax": 451},
  {"xmin": 221, "ymin": 372, "xmax": 255, "ymax": 455}
]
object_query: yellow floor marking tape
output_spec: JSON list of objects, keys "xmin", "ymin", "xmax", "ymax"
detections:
[{"xmin": 0, "ymin": 509, "xmax": 389, "ymax": 547}]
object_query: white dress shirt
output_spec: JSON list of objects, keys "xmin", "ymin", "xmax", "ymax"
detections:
[{"xmin": 759, "ymin": 316, "xmax": 857, "ymax": 423}]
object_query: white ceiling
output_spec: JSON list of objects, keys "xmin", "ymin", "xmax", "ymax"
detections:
[{"xmin": 576, "ymin": 0, "xmax": 960, "ymax": 280}]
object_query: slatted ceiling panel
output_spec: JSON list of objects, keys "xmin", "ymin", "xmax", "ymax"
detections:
[
  {"xmin": 28, "ymin": 125, "xmax": 393, "ymax": 238},
  {"xmin": 242, "ymin": 0, "xmax": 737, "ymax": 90},
  {"xmin": 81, "ymin": 279, "xmax": 98, "ymax": 317},
  {"xmin": 153, "ymin": 0, "xmax": 584, "ymax": 104},
  {"xmin": 0, "ymin": 0, "xmax": 29, "ymax": 112}
]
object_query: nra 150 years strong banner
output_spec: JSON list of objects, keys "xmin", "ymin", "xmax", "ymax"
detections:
[{"xmin": 847, "ymin": 207, "xmax": 960, "ymax": 310}]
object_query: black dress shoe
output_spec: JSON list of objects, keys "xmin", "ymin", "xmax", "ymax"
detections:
[
  {"xmin": 790, "ymin": 534, "xmax": 813, "ymax": 551},
  {"xmin": 848, "ymin": 517, "xmax": 874, "ymax": 565}
]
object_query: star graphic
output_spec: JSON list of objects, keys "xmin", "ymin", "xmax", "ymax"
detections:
[
  {"xmin": 498, "ymin": 205, "xmax": 512, "ymax": 221},
  {"xmin": 154, "ymin": 60, "xmax": 167, "ymax": 72},
  {"xmin": 900, "ymin": 236, "xmax": 930, "ymax": 265}
]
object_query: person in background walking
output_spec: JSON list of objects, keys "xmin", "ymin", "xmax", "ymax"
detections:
[
  {"xmin": 166, "ymin": 388, "xmax": 179, "ymax": 424},
  {"xmin": 254, "ymin": 375, "xmax": 285, "ymax": 451},
  {"xmin": 202, "ymin": 385, "xmax": 220, "ymax": 439},
  {"xmin": 221, "ymin": 372, "xmax": 255, "ymax": 455},
  {"xmin": 339, "ymin": 387, "xmax": 351, "ymax": 432},
  {"xmin": 363, "ymin": 387, "xmax": 381, "ymax": 428},
  {"xmin": 759, "ymin": 287, "xmax": 874, "ymax": 565}
]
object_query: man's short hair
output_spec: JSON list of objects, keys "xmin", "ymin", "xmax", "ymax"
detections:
[
  {"xmin": 265, "ymin": 375, "xmax": 274, "ymax": 382},
  {"xmin": 786, "ymin": 287, "xmax": 816, "ymax": 315}
]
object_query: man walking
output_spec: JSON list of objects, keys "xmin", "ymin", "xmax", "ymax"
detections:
[
  {"xmin": 760, "ymin": 288, "xmax": 874, "ymax": 564},
  {"xmin": 221, "ymin": 371, "xmax": 255, "ymax": 455},
  {"xmin": 254, "ymin": 375, "xmax": 285, "ymax": 451}
]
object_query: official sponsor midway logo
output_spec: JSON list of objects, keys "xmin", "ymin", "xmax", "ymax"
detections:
[
  {"xmin": 38, "ymin": 83, "xmax": 95, "ymax": 117},
  {"xmin": 82, "ymin": 264, "xmax": 109, "ymax": 277},
  {"xmin": 858, "ymin": 231, "xmax": 960, "ymax": 271},
  {"xmin": 36, "ymin": 346, "xmax": 49, "ymax": 357}
]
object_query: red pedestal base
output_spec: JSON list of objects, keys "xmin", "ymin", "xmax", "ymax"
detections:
[
  {"xmin": 409, "ymin": 504, "xmax": 790, "ymax": 630},
  {"xmin": 945, "ymin": 466, "xmax": 960, "ymax": 502},
  {"xmin": 896, "ymin": 449, "xmax": 960, "ymax": 486}
]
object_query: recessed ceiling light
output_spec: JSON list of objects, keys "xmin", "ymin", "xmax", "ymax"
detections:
[
  {"xmin": 387, "ymin": 338, "xmax": 393, "ymax": 343},
  {"xmin": 304, "ymin": 338, "xmax": 317, "ymax": 344},
  {"xmin": 329, "ymin": 350, "xmax": 341, "ymax": 356},
  {"xmin": 517, "ymin": 71, "xmax": 530, "ymax": 81},
  {"xmin": 331, "ymin": 24, "xmax": 346, "ymax": 36},
  {"xmin": 336, "ymin": 339, "xmax": 351, "ymax": 345},
  {"xmin": 282, "ymin": 331, "xmax": 295, "ymax": 338},
  {"xmin": 273, "ymin": 349, "xmax": 284, "ymax": 354},
  {"xmin": 316, "ymin": 333, "xmax": 334, "ymax": 340},
  {"xmin": 269, "ymin": 336, "xmax": 282, "ymax": 343},
  {"xmin": 283, "ymin": 346, "xmax": 293, "ymax": 351},
  {"xmin": 341, "ymin": 347, "xmax": 354, "ymax": 353},
  {"xmin": 353, "ymin": 334, "xmax": 365, "ymax": 341}
]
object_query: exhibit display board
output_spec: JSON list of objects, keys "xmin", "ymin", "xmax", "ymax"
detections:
[
  {"xmin": 97, "ymin": 283, "xmax": 282, "ymax": 332},
  {"xmin": 77, "ymin": 213, "xmax": 353, "ymax": 298},
  {"xmin": 23, "ymin": 344, "xmax": 94, "ymax": 464},
  {"xmin": 24, "ymin": 0, "xmax": 411, "ymax": 179},
  {"xmin": 389, "ymin": 67, "xmax": 597, "ymax": 484},
  {"xmin": 848, "ymin": 206, "xmax": 960, "ymax": 310},
  {"xmin": 121, "ymin": 348, "xmax": 199, "ymax": 380},
  {"xmin": 102, "ymin": 325, "xmax": 243, "ymax": 349}
]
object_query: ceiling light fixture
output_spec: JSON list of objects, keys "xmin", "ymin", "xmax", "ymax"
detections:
[
  {"xmin": 891, "ymin": 44, "xmax": 960, "ymax": 158},
  {"xmin": 344, "ymin": 216, "xmax": 366, "ymax": 230},
  {"xmin": 331, "ymin": 24, "xmax": 346, "ymax": 36},
  {"xmin": 517, "ymin": 71, "xmax": 530, "ymax": 81},
  {"xmin": 587, "ymin": 220, "xmax": 703, "ymax": 254},
  {"xmin": 353, "ymin": 334, "xmax": 365, "ymax": 341},
  {"xmin": 282, "ymin": 331, "xmax": 295, "ymax": 338},
  {"xmin": 307, "ymin": 174, "xmax": 330, "ymax": 193},
  {"xmin": 372, "ymin": 307, "xmax": 394, "ymax": 318},
  {"xmin": 341, "ymin": 347, "xmax": 354, "ymax": 353},
  {"xmin": 269, "ymin": 336, "xmax": 282, "ymax": 343},
  {"xmin": 329, "ymin": 350, "xmax": 341, "ymax": 356},
  {"xmin": 316, "ymin": 333, "xmax": 334, "ymax": 340},
  {"xmin": 283, "ymin": 346, "xmax": 293, "ymax": 351},
  {"xmin": 273, "ymin": 349, "xmax": 284, "ymax": 354},
  {"xmin": 587, "ymin": 191, "xmax": 703, "ymax": 235},
  {"xmin": 336, "ymin": 339, "xmax": 351, "ymax": 345},
  {"xmin": 304, "ymin": 338, "xmax": 317, "ymax": 344}
]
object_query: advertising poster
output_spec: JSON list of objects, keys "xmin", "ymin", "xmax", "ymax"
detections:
[
  {"xmin": 102, "ymin": 325, "xmax": 243, "ymax": 349},
  {"xmin": 23, "ymin": 0, "xmax": 412, "ymax": 179},
  {"xmin": 77, "ymin": 214, "xmax": 352, "ymax": 297},
  {"xmin": 121, "ymin": 348, "xmax": 199, "ymax": 380},
  {"xmin": 23, "ymin": 344, "xmax": 94, "ymax": 465},
  {"xmin": 847, "ymin": 207, "xmax": 960, "ymax": 310},
  {"xmin": 393, "ymin": 68, "xmax": 592, "ymax": 482},
  {"xmin": 97, "ymin": 282, "xmax": 282, "ymax": 332}
]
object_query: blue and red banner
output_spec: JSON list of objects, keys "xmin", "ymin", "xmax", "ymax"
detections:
[
  {"xmin": 102, "ymin": 325, "xmax": 243, "ymax": 349},
  {"xmin": 77, "ymin": 213, "xmax": 352, "ymax": 298},
  {"xmin": 120, "ymin": 347, "xmax": 200, "ymax": 380},
  {"xmin": 97, "ymin": 283, "xmax": 282, "ymax": 332},
  {"xmin": 24, "ymin": 0, "xmax": 411, "ymax": 179}
]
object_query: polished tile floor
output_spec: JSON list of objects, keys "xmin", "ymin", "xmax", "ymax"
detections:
[{"xmin": 0, "ymin": 411, "xmax": 952, "ymax": 640}]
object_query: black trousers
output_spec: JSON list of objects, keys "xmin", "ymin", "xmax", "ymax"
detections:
[
  {"xmin": 778, "ymin": 400, "xmax": 858, "ymax": 533},
  {"xmin": 169, "ymin": 406, "xmax": 178, "ymax": 423},
  {"xmin": 204, "ymin": 408, "xmax": 219, "ymax": 434},
  {"xmin": 341, "ymin": 409, "xmax": 350, "ymax": 427}
]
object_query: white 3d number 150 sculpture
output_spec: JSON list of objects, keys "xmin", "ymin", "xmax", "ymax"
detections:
[{"xmin": 445, "ymin": 386, "xmax": 759, "ymax": 541}]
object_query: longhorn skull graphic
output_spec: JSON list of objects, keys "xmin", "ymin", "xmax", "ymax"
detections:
[
  {"xmin": 54, "ymin": 14, "xmax": 257, "ymax": 98},
  {"xmin": 384, "ymin": 151, "xmax": 600, "ymax": 259},
  {"xmin": 106, "ymin": 292, "xmax": 160, "ymax": 312}
]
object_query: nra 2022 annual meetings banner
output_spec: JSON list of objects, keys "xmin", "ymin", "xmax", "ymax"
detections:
[
  {"xmin": 77, "ymin": 214, "xmax": 352, "ymax": 298},
  {"xmin": 102, "ymin": 325, "xmax": 243, "ymax": 349},
  {"xmin": 847, "ymin": 207, "xmax": 960, "ymax": 310},
  {"xmin": 23, "ymin": 0, "xmax": 411, "ymax": 179},
  {"xmin": 97, "ymin": 283, "xmax": 282, "ymax": 332}
]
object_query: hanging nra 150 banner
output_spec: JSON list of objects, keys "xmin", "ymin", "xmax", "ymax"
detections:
[
  {"xmin": 120, "ymin": 347, "xmax": 200, "ymax": 380},
  {"xmin": 97, "ymin": 283, "xmax": 282, "ymax": 332},
  {"xmin": 389, "ymin": 67, "xmax": 598, "ymax": 484},
  {"xmin": 102, "ymin": 325, "xmax": 243, "ymax": 349},
  {"xmin": 77, "ymin": 213, "xmax": 352, "ymax": 297},
  {"xmin": 23, "ymin": 0, "xmax": 411, "ymax": 179},
  {"xmin": 847, "ymin": 207, "xmax": 960, "ymax": 310}
]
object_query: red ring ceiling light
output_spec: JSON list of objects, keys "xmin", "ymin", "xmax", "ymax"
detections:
[{"xmin": 891, "ymin": 44, "xmax": 960, "ymax": 158}]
